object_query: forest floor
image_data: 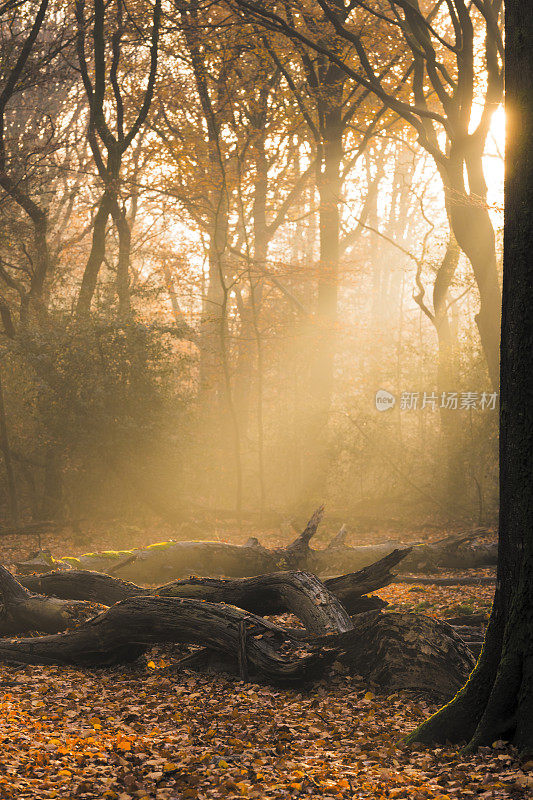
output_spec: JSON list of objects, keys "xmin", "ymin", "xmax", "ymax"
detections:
[{"xmin": 1, "ymin": 524, "xmax": 530, "ymax": 800}]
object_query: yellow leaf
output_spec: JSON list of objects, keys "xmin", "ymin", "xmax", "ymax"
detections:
[
  {"xmin": 147, "ymin": 661, "xmax": 156, "ymax": 669},
  {"xmin": 364, "ymin": 691, "xmax": 374, "ymax": 700},
  {"xmin": 218, "ymin": 759, "xmax": 228, "ymax": 768}
]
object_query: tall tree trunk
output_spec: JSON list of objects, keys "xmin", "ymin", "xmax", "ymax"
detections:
[
  {"xmin": 445, "ymin": 154, "xmax": 502, "ymax": 390},
  {"xmin": 0, "ymin": 367, "xmax": 18, "ymax": 524},
  {"xmin": 433, "ymin": 235, "xmax": 466, "ymax": 510},
  {"xmin": 234, "ymin": 124, "xmax": 269, "ymax": 513},
  {"xmin": 75, "ymin": 192, "xmax": 113, "ymax": 319},
  {"xmin": 367, "ymin": 156, "xmax": 383, "ymax": 332},
  {"xmin": 385, "ymin": 142, "xmax": 415, "ymax": 318},
  {"xmin": 182, "ymin": 11, "xmax": 228, "ymax": 406},
  {"xmin": 199, "ymin": 246, "xmax": 226, "ymax": 401},
  {"xmin": 29, "ymin": 212, "xmax": 52, "ymax": 316},
  {"xmin": 234, "ymin": 125, "xmax": 268, "ymax": 428},
  {"xmin": 250, "ymin": 129, "xmax": 268, "ymax": 515},
  {"xmin": 301, "ymin": 117, "xmax": 343, "ymax": 504},
  {"xmin": 112, "ymin": 201, "xmax": 132, "ymax": 320},
  {"xmin": 314, "ymin": 123, "xmax": 342, "ymax": 402},
  {"xmin": 39, "ymin": 444, "xmax": 63, "ymax": 521},
  {"xmin": 406, "ymin": 3, "xmax": 533, "ymax": 751}
]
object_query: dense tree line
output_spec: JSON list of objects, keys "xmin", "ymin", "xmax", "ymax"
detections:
[{"xmin": 0, "ymin": 0, "xmax": 503, "ymax": 528}]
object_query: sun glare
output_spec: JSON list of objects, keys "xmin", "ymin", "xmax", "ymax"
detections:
[{"xmin": 484, "ymin": 104, "xmax": 505, "ymax": 219}]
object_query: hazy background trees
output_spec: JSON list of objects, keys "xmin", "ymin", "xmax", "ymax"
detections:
[{"xmin": 0, "ymin": 0, "xmax": 503, "ymax": 531}]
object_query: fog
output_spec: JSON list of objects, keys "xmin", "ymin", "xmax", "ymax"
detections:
[{"xmin": 0, "ymin": 0, "xmax": 503, "ymax": 538}]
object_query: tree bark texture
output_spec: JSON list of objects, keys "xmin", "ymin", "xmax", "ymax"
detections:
[
  {"xmin": 16, "ymin": 548, "xmax": 408, "ymax": 632},
  {"xmin": 0, "ymin": 562, "xmax": 474, "ymax": 696}
]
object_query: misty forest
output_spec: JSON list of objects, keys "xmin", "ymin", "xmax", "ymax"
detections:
[{"xmin": 0, "ymin": 0, "xmax": 532, "ymax": 797}]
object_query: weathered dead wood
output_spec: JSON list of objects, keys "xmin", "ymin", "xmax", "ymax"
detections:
[
  {"xmin": 0, "ymin": 596, "xmax": 337, "ymax": 684},
  {"xmin": 155, "ymin": 571, "xmax": 354, "ymax": 634},
  {"xmin": 19, "ymin": 548, "xmax": 409, "ymax": 617},
  {"xmin": 401, "ymin": 532, "xmax": 498, "ymax": 571},
  {"xmin": 0, "ymin": 565, "xmax": 104, "ymax": 636},
  {"xmin": 336, "ymin": 611, "xmax": 476, "ymax": 700},
  {"xmin": 14, "ymin": 540, "xmax": 274, "ymax": 581},
  {"xmin": 13, "ymin": 508, "xmax": 497, "ymax": 582},
  {"xmin": 0, "ymin": 603, "xmax": 476, "ymax": 697},
  {"xmin": 320, "ymin": 530, "xmax": 497, "ymax": 574},
  {"xmin": 20, "ymin": 570, "xmax": 144, "ymax": 605},
  {"xmin": 1, "ymin": 565, "xmax": 478, "ymax": 695},
  {"xmin": 6, "ymin": 566, "xmax": 353, "ymax": 637},
  {"xmin": 0, "ymin": 521, "xmax": 56, "ymax": 538},
  {"xmin": 323, "ymin": 548, "xmax": 410, "ymax": 604},
  {"xmin": 15, "ymin": 549, "xmax": 62, "ymax": 575}
]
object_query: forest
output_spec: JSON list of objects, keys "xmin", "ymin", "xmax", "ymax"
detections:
[{"xmin": 0, "ymin": 0, "xmax": 532, "ymax": 798}]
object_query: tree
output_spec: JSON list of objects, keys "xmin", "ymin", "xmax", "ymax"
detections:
[
  {"xmin": 74, "ymin": 0, "xmax": 162, "ymax": 319},
  {"xmin": 0, "ymin": 0, "xmax": 503, "ymax": 525},
  {"xmin": 232, "ymin": 0, "xmax": 504, "ymax": 389},
  {"xmin": 261, "ymin": 17, "xmax": 393, "ymax": 503},
  {"xmin": 405, "ymin": 0, "xmax": 533, "ymax": 752},
  {"xmin": 0, "ymin": 0, "xmax": 56, "ymax": 326}
]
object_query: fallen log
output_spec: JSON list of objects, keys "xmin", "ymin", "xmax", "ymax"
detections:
[
  {"xmin": 0, "ymin": 596, "xmax": 337, "ymax": 684},
  {"xmin": 14, "ymin": 507, "xmax": 497, "ymax": 582},
  {"xmin": 0, "ymin": 599, "xmax": 476, "ymax": 696},
  {"xmin": 3, "ymin": 565, "xmax": 353, "ymax": 637},
  {"xmin": 395, "ymin": 575, "xmax": 495, "ymax": 586},
  {"xmin": 0, "ymin": 562, "xmax": 349, "ymax": 683},
  {"xmin": 13, "ymin": 508, "xmax": 326, "ymax": 582},
  {"xmin": 401, "ymin": 532, "xmax": 498, "ymax": 571},
  {"xmin": 1, "ymin": 565, "xmax": 476, "ymax": 696},
  {"xmin": 323, "ymin": 548, "xmax": 413, "ymax": 604},
  {"xmin": 0, "ymin": 521, "xmax": 56, "ymax": 540},
  {"xmin": 19, "ymin": 548, "xmax": 408, "ymax": 615},
  {"xmin": 336, "ymin": 611, "xmax": 476, "ymax": 700},
  {"xmin": 0, "ymin": 565, "xmax": 104, "ymax": 636},
  {"xmin": 20, "ymin": 569, "xmax": 144, "ymax": 605}
]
